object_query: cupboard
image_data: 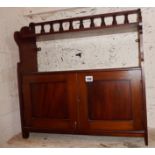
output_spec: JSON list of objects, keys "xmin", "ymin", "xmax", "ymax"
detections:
[{"xmin": 14, "ymin": 9, "xmax": 148, "ymax": 145}]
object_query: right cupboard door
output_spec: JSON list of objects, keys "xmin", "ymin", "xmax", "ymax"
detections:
[{"xmin": 77, "ymin": 69, "xmax": 144, "ymax": 134}]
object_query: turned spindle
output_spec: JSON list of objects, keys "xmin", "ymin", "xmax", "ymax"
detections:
[
  {"xmin": 50, "ymin": 23, "xmax": 54, "ymax": 32},
  {"xmin": 69, "ymin": 20, "xmax": 73, "ymax": 30},
  {"xmin": 101, "ymin": 16, "xmax": 106, "ymax": 26},
  {"xmin": 79, "ymin": 19, "xmax": 84, "ymax": 29},
  {"xmin": 124, "ymin": 14, "xmax": 129, "ymax": 24},
  {"xmin": 59, "ymin": 21, "xmax": 63, "ymax": 32},
  {"xmin": 40, "ymin": 24, "xmax": 45, "ymax": 34},
  {"xmin": 90, "ymin": 18, "xmax": 95, "ymax": 27},
  {"xmin": 112, "ymin": 15, "xmax": 117, "ymax": 25}
]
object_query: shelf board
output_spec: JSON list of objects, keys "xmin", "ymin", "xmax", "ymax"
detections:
[{"xmin": 22, "ymin": 67, "xmax": 141, "ymax": 75}]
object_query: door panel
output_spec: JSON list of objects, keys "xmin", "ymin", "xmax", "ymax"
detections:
[
  {"xmin": 77, "ymin": 69, "xmax": 144, "ymax": 131},
  {"xmin": 87, "ymin": 80, "xmax": 132, "ymax": 120},
  {"xmin": 22, "ymin": 73, "xmax": 77, "ymax": 132},
  {"xmin": 31, "ymin": 82, "xmax": 69, "ymax": 119}
]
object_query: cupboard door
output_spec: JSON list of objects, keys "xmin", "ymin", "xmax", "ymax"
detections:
[
  {"xmin": 22, "ymin": 73, "xmax": 77, "ymax": 133},
  {"xmin": 77, "ymin": 69, "xmax": 144, "ymax": 132}
]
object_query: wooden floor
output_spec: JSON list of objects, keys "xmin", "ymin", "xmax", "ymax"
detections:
[{"xmin": 0, "ymin": 128, "xmax": 154, "ymax": 148}]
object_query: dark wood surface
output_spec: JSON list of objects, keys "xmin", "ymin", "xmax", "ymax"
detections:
[
  {"xmin": 22, "ymin": 73, "xmax": 77, "ymax": 132},
  {"xmin": 14, "ymin": 9, "xmax": 148, "ymax": 145},
  {"xmin": 87, "ymin": 81, "xmax": 132, "ymax": 120},
  {"xmin": 77, "ymin": 69, "xmax": 143, "ymax": 131},
  {"xmin": 21, "ymin": 69, "xmax": 145, "ymax": 138}
]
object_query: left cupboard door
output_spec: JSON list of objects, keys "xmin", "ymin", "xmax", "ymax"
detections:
[{"xmin": 22, "ymin": 73, "xmax": 77, "ymax": 133}]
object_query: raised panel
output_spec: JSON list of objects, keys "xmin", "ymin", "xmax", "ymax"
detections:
[
  {"xmin": 31, "ymin": 81, "xmax": 69, "ymax": 119},
  {"xmin": 87, "ymin": 80, "xmax": 132, "ymax": 120},
  {"xmin": 22, "ymin": 73, "xmax": 77, "ymax": 131},
  {"xmin": 77, "ymin": 69, "xmax": 144, "ymax": 131}
]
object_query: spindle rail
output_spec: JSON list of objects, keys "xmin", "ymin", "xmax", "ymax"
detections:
[{"xmin": 20, "ymin": 9, "xmax": 142, "ymax": 39}]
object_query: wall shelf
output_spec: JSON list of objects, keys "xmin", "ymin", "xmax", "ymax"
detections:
[{"xmin": 14, "ymin": 9, "xmax": 148, "ymax": 145}]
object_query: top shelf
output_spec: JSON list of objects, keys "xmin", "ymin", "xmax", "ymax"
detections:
[{"xmin": 19, "ymin": 9, "xmax": 142, "ymax": 41}]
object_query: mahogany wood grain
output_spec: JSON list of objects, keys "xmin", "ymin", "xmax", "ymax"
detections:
[
  {"xmin": 14, "ymin": 9, "xmax": 148, "ymax": 145},
  {"xmin": 14, "ymin": 28, "xmax": 38, "ymax": 73},
  {"xmin": 22, "ymin": 73, "xmax": 77, "ymax": 131},
  {"xmin": 77, "ymin": 69, "xmax": 144, "ymax": 131},
  {"xmin": 87, "ymin": 80, "xmax": 132, "ymax": 120}
]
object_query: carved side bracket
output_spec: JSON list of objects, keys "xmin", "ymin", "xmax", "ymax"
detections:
[{"xmin": 14, "ymin": 27, "xmax": 38, "ymax": 73}]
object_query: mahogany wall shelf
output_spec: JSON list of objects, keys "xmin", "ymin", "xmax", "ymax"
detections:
[{"xmin": 14, "ymin": 9, "xmax": 148, "ymax": 145}]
